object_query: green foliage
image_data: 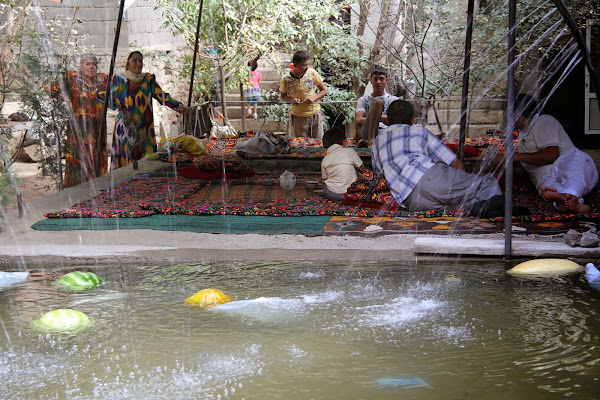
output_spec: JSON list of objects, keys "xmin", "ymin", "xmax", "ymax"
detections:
[
  {"xmin": 1, "ymin": 3, "xmax": 92, "ymax": 193},
  {"xmin": 156, "ymin": 0, "xmax": 364, "ymax": 108},
  {"xmin": 0, "ymin": 125, "xmax": 20, "ymax": 209},
  {"xmin": 258, "ymin": 89, "xmax": 289, "ymax": 123},
  {"xmin": 374, "ymin": 0, "xmax": 599, "ymax": 102},
  {"xmin": 320, "ymin": 84, "xmax": 356, "ymax": 128}
]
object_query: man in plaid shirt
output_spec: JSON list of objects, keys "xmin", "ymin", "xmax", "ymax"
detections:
[{"xmin": 372, "ymin": 99, "xmax": 506, "ymax": 216}]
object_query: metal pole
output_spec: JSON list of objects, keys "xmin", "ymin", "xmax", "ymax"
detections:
[
  {"xmin": 458, "ymin": 0, "xmax": 475, "ymax": 161},
  {"xmin": 240, "ymin": 82, "xmax": 246, "ymax": 132},
  {"xmin": 99, "ymin": 0, "xmax": 126, "ymax": 173},
  {"xmin": 185, "ymin": 0, "xmax": 205, "ymax": 135},
  {"xmin": 504, "ymin": 0, "xmax": 517, "ymax": 260},
  {"xmin": 551, "ymin": 0, "xmax": 600, "ymax": 111}
]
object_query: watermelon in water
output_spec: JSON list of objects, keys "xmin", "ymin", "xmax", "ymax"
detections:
[
  {"xmin": 57, "ymin": 271, "xmax": 103, "ymax": 291},
  {"xmin": 33, "ymin": 309, "xmax": 96, "ymax": 333}
]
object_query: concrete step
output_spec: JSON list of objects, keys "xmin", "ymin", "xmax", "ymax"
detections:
[
  {"xmin": 228, "ymin": 81, "xmax": 280, "ymax": 96},
  {"xmin": 227, "ymin": 118, "xmax": 287, "ymax": 133},
  {"xmin": 428, "ymin": 108, "xmax": 504, "ymax": 125},
  {"xmin": 256, "ymin": 69, "xmax": 281, "ymax": 81},
  {"xmin": 224, "ymin": 94, "xmax": 279, "ymax": 105},
  {"xmin": 222, "ymin": 106, "xmax": 283, "ymax": 120},
  {"xmin": 427, "ymin": 123, "xmax": 501, "ymax": 139},
  {"xmin": 432, "ymin": 96, "xmax": 506, "ymax": 110}
]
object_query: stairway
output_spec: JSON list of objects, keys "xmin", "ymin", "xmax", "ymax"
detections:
[
  {"xmin": 224, "ymin": 63, "xmax": 287, "ymax": 133},
  {"xmin": 220, "ymin": 60, "xmax": 505, "ymax": 139},
  {"xmin": 426, "ymin": 96, "xmax": 505, "ymax": 139}
]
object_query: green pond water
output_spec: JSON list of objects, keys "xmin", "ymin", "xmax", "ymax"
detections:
[{"xmin": 1, "ymin": 260, "xmax": 599, "ymax": 399}]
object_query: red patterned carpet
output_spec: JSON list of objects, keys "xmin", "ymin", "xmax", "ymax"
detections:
[{"xmin": 41, "ymin": 174, "xmax": 600, "ymax": 236}]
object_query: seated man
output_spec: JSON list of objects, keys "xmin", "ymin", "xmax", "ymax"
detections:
[
  {"xmin": 513, "ymin": 94, "xmax": 598, "ymax": 213},
  {"xmin": 355, "ymin": 67, "xmax": 399, "ymax": 147},
  {"xmin": 372, "ymin": 99, "xmax": 507, "ymax": 216}
]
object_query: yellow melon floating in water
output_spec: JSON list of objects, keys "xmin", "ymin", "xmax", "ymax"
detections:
[
  {"xmin": 184, "ymin": 288, "xmax": 233, "ymax": 308},
  {"xmin": 506, "ymin": 258, "xmax": 584, "ymax": 278}
]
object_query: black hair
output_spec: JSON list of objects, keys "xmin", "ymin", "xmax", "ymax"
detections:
[
  {"xmin": 370, "ymin": 67, "xmax": 388, "ymax": 78},
  {"xmin": 292, "ymin": 51, "xmax": 310, "ymax": 65},
  {"xmin": 515, "ymin": 94, "xmax": 537, "ymax": 119},
  {"xmin": 248, "ymin": 60, "xmax": 258, "ymax": 71},
  {"xmin": 322, "ymin": 127, "xmax": 346, "ymax": 149},
  {"xmin": 387, "ymin": 99, "xmax": 414, "ymax": 125}
]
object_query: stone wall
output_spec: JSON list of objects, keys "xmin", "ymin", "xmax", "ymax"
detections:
[
  {"xmin": 138, "ymin": 48, "xmax": 190, "ymax": 138},
  {"xmin": 38, "ymin": 0, "xmax": 124, "ymax": 61}
]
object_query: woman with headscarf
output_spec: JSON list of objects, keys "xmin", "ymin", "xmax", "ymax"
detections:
[
  {"xmin": 103, "ymin": 51, "xmax": 188, "ymax": 169},
  {"xmin": 47, "ymin": 53, "xmax": 108, "ymax": 187}
]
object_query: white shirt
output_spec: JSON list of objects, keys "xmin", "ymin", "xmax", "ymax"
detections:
[
  {"xmin": 321, "ymin": 144, "xmax": 364, "ymax": 194},
  {"xmin": 518, "ymin": 114, "xmax": 575, "ymax": 186},
  {"xmin": 356, "ymin": 92, "xmax": 399, "ymax": 130}
]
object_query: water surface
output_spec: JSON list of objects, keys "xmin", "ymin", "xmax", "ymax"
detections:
[{"xmin": 1, "ymin": 260, "xmax": 599, "ymax": 399}]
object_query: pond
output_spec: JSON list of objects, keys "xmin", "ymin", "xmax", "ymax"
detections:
[{"xmin": 1, "ymin": 260, "xmax": 599, "ymax": 399}]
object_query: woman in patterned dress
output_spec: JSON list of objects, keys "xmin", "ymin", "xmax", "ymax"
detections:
[
  {"xmin": 47, "ymin": 54, "xmax": 108, "ymax": 187},
  {"xmin": 104, "ymin": 51, "xmax": 188, "ymax": 169}
]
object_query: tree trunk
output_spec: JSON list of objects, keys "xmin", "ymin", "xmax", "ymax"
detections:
[{"xmin": 217, "ymin": 57, "xmax": 228, "ymax": 124}]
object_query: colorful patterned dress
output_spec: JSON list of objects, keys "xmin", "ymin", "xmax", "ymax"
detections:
[
  {"xmin": 48, "ymin": 72, "xmax": 109, "ymax": 187},
  {"xmin": 106, "ymin": 73, "xmax": 183, "ymax": 169}
]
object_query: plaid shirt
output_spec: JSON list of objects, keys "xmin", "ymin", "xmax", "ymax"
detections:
[{"xmin": 371, "ymin": 124, "xmax": 457, "ymax": 206}]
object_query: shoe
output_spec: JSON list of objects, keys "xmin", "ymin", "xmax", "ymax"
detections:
[
  {"xmin": 253, "ymin": 113, "xmax": 258, "ymax": 119},
  {"xmin": 512, "ymin": 205, "xmax": 530, "ymax": 216},
  {"xmin": 470, "ymin": 195, "xmax": 504, "ymax": 218},
  {"xmin": 470, "ymin": 195, "xmax": 531, "ymax": 218}
]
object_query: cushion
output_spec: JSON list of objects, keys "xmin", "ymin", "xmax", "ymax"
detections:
[{"xmin": 445, "ymin": 143, "xmax": 482, "ymax": 158}]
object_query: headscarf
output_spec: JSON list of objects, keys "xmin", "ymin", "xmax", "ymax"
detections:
[
  {"xmin": 77, "ymin": 53, "xmax": 99, "ymax": 89},
  {"xmin": 80, "ymin": 53, "xmax": 98, "ymax": 66},
  {"xmin": 122, "ymin": 51, "xmax": 146, "ymax": 84}
]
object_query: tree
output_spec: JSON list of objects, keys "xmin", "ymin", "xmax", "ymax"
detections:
[
  {"xmin": 1, "ymin": 1, "xmax": 90, "ymax": 210},
  {"xmin": 352, "ymin": 0, "xmax": 600, "ymax": 134},
  {"xmin": 155, "ymin": 0, "xmax": 366, "ymax": 126}
]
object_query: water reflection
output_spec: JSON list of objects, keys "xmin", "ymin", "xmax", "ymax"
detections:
[{"xmin": 0, "ymin": 260, "xmax": 599, "ymax": 399}]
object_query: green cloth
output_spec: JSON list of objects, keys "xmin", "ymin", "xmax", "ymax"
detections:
[{"xmin": 31, "ymin": 215, "xmax": 330, "ymax": 235}]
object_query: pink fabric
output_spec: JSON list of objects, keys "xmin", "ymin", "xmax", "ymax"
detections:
[{"xmin": 249, "ymin": 70, "xmax": 262, "ymax": 89}]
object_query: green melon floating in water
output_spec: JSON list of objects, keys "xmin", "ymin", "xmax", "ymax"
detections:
[
  {"xmin": 32, "ymin": 309, "xmax": 95, "ymax": 333},
  {"xmin": 57, "ymin": 271, "xmax": 103, "ymax": 291}
]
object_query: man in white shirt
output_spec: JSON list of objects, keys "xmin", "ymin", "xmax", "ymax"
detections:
[
  {"xmin": 355, "ymin": 67, "xmax": 399, "ymax": 147},
  {"xmin": 513, "ymin": 94, "xmax": 598, "ymax": 213}
]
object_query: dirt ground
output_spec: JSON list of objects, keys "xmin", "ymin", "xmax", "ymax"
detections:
[{"xmin": 5, "ymin": 161, "xmax": 57, "ymax": 211}]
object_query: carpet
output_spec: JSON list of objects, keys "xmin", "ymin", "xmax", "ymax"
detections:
[
  {"xmin": 323, "ymin": 216, "xmax": 597, "ymax": 236},
  {"xmin": 38, "ymin": 175, "xmax": 600, "ymax": 236},
  {"xmin": 44, "ymin": 176, "xmax": 204, "ymax": 218}
]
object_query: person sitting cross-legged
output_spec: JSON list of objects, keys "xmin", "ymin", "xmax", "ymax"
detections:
[{"xmin": 372, "ymin": 99, "xmax": 526, "ymax": 217}]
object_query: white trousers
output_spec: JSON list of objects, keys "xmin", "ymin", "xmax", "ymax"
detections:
[{"xmin": 537, "ymin": 147, "xmax": 599, "ymax": 198}]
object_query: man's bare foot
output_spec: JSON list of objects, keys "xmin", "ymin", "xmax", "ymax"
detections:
[
  {"xmin": 540, "ymin": 186, "xmax": 564, "ymax": 203},
  {"xmin": 565, "ymin": 193, "xmax": 591, "ymax": 213},
  {"xmin": 540, "ymin": 186, "xmax": 570, "ymax": 212}
]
